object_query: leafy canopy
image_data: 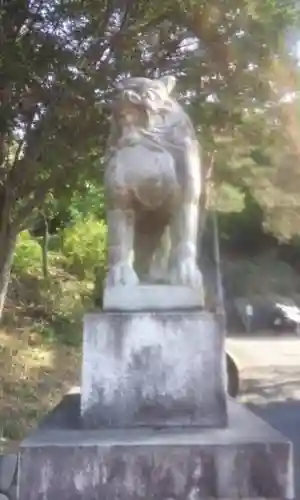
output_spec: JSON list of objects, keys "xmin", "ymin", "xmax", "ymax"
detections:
[{"xmin": 0, "ymin": 0, "xmax": 299, "ymax": 239}]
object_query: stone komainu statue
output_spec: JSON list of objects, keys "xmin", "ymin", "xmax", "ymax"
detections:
[{"xmin": 105, "ymin": 75, "xmax": 203, "ymax": 293}]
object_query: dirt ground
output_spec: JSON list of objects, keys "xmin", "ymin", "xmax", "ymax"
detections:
[{"xmin": 0, "ymin": 328, "xmax": 80, "ymax": 451}]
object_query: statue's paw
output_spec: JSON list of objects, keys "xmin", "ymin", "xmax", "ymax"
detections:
[
  {"xmin": 106, "ymin": 263, "xmax": 139, "ymax": 286},
  {"xmin": 169, "ymin": 258, "xmax": 204, "ymax": 289}
]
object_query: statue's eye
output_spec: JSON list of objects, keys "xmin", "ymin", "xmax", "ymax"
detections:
[{"xmin": 145, "ymin": 90, "xmax": 156, "ymax": 101}]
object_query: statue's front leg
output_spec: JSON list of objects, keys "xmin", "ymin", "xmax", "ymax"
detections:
[
  {"xmin": 106, "ymin": 208, "xmax": 139, "ymax": 286},
  {"xmin": 168, "ymin": 202, "xmax": 204, "ymax": 300}
]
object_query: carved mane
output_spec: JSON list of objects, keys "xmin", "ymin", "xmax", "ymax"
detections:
[{"xmin": 107, "ymin": 76, "xmax": 197, "ymax": 156}]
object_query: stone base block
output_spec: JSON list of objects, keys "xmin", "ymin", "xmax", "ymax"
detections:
[
  {"xmin": 103, "ymin": 285, "xmax": 204, "ymax": 311},
  {"xmin": 0, "ymin": 453, "xmax": 18, "ymax": 495},
  {"xmin": 81, "ymin": 311, "xmax": 227, "ymax": 428},
  {"xmin": 0, "ymin": 452, "xmax": 18, "ymax": 500},
  {"xmin": 17, "ymin": 395, "xmax": 294, "ymax": 500}
]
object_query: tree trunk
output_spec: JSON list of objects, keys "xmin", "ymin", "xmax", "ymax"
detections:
[
  {"xmin": 198, "ymin": 154, "xmax": 215, "ymax": 254},
  {"xmin": 212, "ymin": 211, "xmax": 225, "ymax": 319},
  {"xmin": 41, "ymin": 215, "xmax": 49, "ymax": 279},
  {"xmin": 0, "ymin": 231, "xmax": 17, "ymax": 321}
]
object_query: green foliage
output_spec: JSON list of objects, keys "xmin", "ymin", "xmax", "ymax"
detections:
[
  {"xmin": 8, "ymin": 226, "xmax": 98, "ymax": 346},
  {"xmin": 7, "ymin": 216, "xmax": 108, "ymax": 346},
  {"xmin": 68, "ymin": 184, "xmax": 106, "ymax": 221},
  {"xmin": 12, "ymin": 231, "xmax": 42, "ymax": 274},
  {"xmin": 36, "ymin": 276, "xmax": 94, "ymax": 346},
  {"xmin": 218, "ymin": 192, "xmax": 271, "ymax": 252},
  {"xmin": 61, "ymin": 216, "xmax": 107, "ymax": 279},
  {"xmin": 30, "ymin": 184, "xmax": 106, "ymax": 238},
  {"xmin": 214, "ymin": 183, "xmax": 245, "ymax": 213},
  {"xmin": 2, "ymin": 0, "xmax": 300, "ymax": 328},
  {"xmin": 8, "ymin": 265, "xmax": 94, "ymax": 346},
  {"xmin": 1, "ymin": 0, "xmax": 299, "ymax": 237}
]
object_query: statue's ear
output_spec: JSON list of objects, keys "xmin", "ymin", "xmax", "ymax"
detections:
[{"xmin": 159, "ymin": 75, "xmax": 176, "ymax": 95}]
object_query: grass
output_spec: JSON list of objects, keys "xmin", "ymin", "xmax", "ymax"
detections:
[{"xmin": 0, "ymin": 326, "xmax": 81, "ymax": 452}]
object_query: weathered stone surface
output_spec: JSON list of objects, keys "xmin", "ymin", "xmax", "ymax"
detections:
[
  {"xmin": 104, "ymin": 75, "xmax": 204, "ymax": 296},
  {"xmin": 81, "ymin": 311, "xmax": 227, "ymax": 428},
  {"xmin": 7, "ymin": 485, "xmax": 17, "ymax": 500},
  {"xmin": 17, "ymin": 398, "xmax": 294, "ymax": 500},
  {"xmin": 103, "ymin": 284, "xmax": 204, "ymax": 311},
  {"xmin": 0, "ymin": 454, "xmax": 17, "ymax": 492}
]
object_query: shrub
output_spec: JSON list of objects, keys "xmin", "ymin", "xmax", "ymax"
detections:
[
  {"xmin": 61, "ymin": 216, "xmax": 107, "ymax": 279},
  {"xmin": 7, "ymin": 219, "xmax": 107, "ymax": 345},
  {"xmin": 12, "ymin": 231, "xmax": 42, "ymax": 274},
  {"xmin": 35, "ymin": 275, "xmax": 94, "ymax": 346}
]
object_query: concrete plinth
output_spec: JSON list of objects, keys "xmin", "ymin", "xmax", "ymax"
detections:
[
  {"xmin": 81, "ymin": 311, "xmax": 227, "ymax": 428},
  {"xmin": 17, "ymin": 393, "xmax": 294, "ymax": 500}
]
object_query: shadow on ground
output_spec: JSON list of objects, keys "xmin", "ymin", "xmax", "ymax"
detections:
[
  {"xmin": 250, "ymin": 400, "xmax": 300, "ymax": 499},
  {"xmin": 241, "ymin": 370, "xmax": 300, "ymax": 499}
]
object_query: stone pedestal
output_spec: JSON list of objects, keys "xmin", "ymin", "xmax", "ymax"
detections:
[
  {"xmin": 103, "ymin": 285, "xmax": 204, "ymax": 311},
  {"xmin": 16, "ymin": 306, "xmax": 295, "ymax": 498},
  {"xmin": 0, "ymin": 453, "xmax": 18, "ymax": 500},
  {"xmin": 81, "ymin": 311, "xmax": 227, "ymax": 428},
  {"xmin": 17, "ymin": 393, "xmax": 295, "ymax": 500}
]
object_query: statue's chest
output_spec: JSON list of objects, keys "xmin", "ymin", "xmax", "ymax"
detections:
[{"xmin": 109, "ymin": 144, "xmax": 178, "ymax": 209}]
